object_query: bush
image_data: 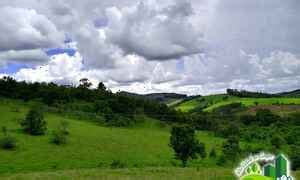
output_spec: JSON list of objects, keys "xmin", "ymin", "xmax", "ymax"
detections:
[
  {"xmin": 51, "ymin": 131, "xmax": 67, "ymax": 145},
  {"xmin": 51, "ymin": 121, "xmax": 69, "ymax": 145},
  {"xmin": 209, "ymin": 148, "xmax": 217, "ymax": 158},
  {"xmin": 270, "ymin": 135, "xmax": 285, "ymax": 148},
  {"xmin": 222, "ymin": 136, "xmax": 240, "ymax": 161},
  {"xmin": 105, "ymin": 114, "xmax": 133, "ymax": 127},
  {"xmin": 0, "ymin": 126, "xmax": 17, "ymax": 150},
  {"xmin": 290, "ymin": 146, "xmax": 300, "ymax": 170},
  {"xmin": 0, "ymin": 136, "xmax": 17, "ymax": 150},
  {"xmin": 216, "ymin": 154, "xmax": 227, "ymax": 166},
  {"xmin": 110, "ymin": 160, "xmax": 126, "ymax": 169},
  {"xmin": 21, "ymin": 106, "xmax": 47, "ymax": 135}
]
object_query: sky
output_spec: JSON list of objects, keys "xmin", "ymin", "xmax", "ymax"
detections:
[{"xmin": 0, "ymin": 0, "xmax": 299, "ymax": 95}]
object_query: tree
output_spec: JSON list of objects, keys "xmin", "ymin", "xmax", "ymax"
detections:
[
  {"xmin": 79, "ymin": 78, "xmax": 92, "ymax": 89},
  {"xmin": 270, "ymin": 135, "xmax": 285, "ymax": 148},
  {"xmin": 255, "ymin": 109, "xmax": 280, "ymax": 126},
  {"xmin": 21, "ymin": 106, "xmax": 47, "ymax": 135},
  {"xmin": 222, "ymin": 136, "xmax": 240, "ymax": 161},
  {"xmin": 97, "ymin": 82, "xmax": 106, "ymax": 91},
  {"xmin": 169, "ymin": 125, "xmax": 206, "ymax": 167},
  {"xmin": 290, "ymin": 146, "xmax": 300, "ymax": 170}
]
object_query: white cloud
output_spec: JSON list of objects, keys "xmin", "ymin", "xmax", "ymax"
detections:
[
  {"xmin": 0, "ymin": 6, "xmax": 64, "ymax": 52},
  {"xmin": 0, "ymin": 49, "xmax": 49, "ymax": 66},
  {"xmin": 105, "ymin": 0, "xmax": 205, "ymax": 60},
  {"xmin": 1, "ymin": 0, "xmax": 300, "ymax": 95}
]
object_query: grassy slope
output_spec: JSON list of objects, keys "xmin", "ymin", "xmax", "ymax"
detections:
[
  {"xmin": 1, "ymin": 99, "xmax": 299, "ymax": 179},
  {"xmin": 175, "ymin": 94, "xmax": 300, "ymax": 112},
  {"xmin": 1, "ymin": 167, "xmax": 235, "ymax": 180},
  {"xmin": 2, "ymin": 167, "xmax": 300, "ymax": 180},
  {"xmin": 0, "ymin": 99, "xmax": 223, "ymax": 174}
]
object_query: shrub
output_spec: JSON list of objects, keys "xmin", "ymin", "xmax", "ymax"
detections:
[
  {"xmin": 222, "ymin": 136, "xmax": 240, "ymax": 161},
  {"xmin": 270, "ymin": 135, "xmax": 285, "ymax": 148},
  {"xmin": 290, "ymin": 146, "xmax": 300, "ymax": 170},
  {"xmin": 51, "ymin": 130, "xmax": 67, "ymax": 145},
  {"xmin": 216, "ymin": 154, "xmax": 227, "ymax": 166},
  {"xmin": 209, "ymin": 148, "xmax": 217, "ymax": 158},
  {"xmin": 21, "ymin": 106, "xmax": 47, "ymax": 135},
  {"xmin": 51, "ymin": 121, "xmax": 69, "ymax": 145},
  {"xmin": 110, "ymin": 160, "xmax": 126, "ymax": 169},
  {"xmin": 0, "ymin": 136, "xmax": 17, "ymax": 150},
  {"xmin": 0, "ymin": 126, "xmax": 17, "ymax": 150}
]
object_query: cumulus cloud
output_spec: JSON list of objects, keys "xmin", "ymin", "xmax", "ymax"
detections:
[
  {"xmin": 1, "ymin": 0, "xmax": 300, "ymax": 95},
  {"xmin": 0, "ymin": 6, "xmax": 64, "ymax": 52},
  {"xmin": 0, "ymin": 49, "xmax": 49, "ymax": 66},
  {"xmin": 105, "ymin": 0, "xmax": 205, "ymax": 60}
]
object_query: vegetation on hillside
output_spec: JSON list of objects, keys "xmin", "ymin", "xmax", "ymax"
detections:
[{"xmin": 0, "ymin": 76, "xmax": 300, "ymax": 178}]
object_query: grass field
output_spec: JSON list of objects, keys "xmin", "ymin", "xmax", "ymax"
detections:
[
  {"xmin": 175, "ymin": 94, "xmax": 300, "ymax": 112},
  {"xmin": 0, "ymin": 99, "xmax": 299, "ymax": 179},
  {"xmin": 1, "ymin": 167, "xmax": 236, "ymax": 180},
  {"xmin": 0, "ymin": 99, "xmax": 224, "ymax": 174},
  {"xmin": 2, "ymin": 167, "xmax": 300, "ymax": 180}
]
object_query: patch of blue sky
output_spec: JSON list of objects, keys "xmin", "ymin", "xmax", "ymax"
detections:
[
  {"xmin": 176, "ymin": 59, "xmax": 185, "ymax": 72},
  {"xmin": 0, "ymin": 63, "xmax": 31, "ymax": 74},
  {"xmin": 94, "ymin": 18, "xmax": 108, "ymax": 28},
  {"xmin": 46, "ymin": 48, "xmax": 76, "ymax": 56}
]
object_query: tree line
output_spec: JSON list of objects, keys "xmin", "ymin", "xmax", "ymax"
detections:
[{"xmin": 0, "ymin": 76, "xmax": 186, "ymax": 126}]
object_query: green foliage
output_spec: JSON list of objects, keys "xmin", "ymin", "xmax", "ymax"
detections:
[
  {"xmin": 255, "ymin": 109, "xmax": 280, "ymax": 126},
  {"xmin": 216, "ymin": 154, "xmax": 227, "ymax": 166},
  {"xmin": 110, "ymin": 160, "xmax": 127, "ymax": 169},
  {"xmin": 222, "ymin": 136, "xmax": 240, "ymax": 161},
  {"xmin": 169, "ymin": 125, "xmax": 206, "ymax": 167},
  {"xmin": 0, "ymin": 136, "xmax": 17, "ymax": 150},
  {"xmin": 270, "ymin": 135, "xmax": 285, "ymax": 148},
  {"xmin": 51, "ymin": 120, "xmax": 69, "ymax": 145},
  {"xmin": 0, "ymin": 126, "xmax": 17, "ymax": 150},
  {"xmin": 212, "ymin": 102, "xmax": 245, "ymax": 115},
  {"xmin": 290, "ymin": 146, "xmax": 300, "ymax": 170},
  {"xmin": 21, "ymin": 105, "xmax": 47, "ymax": 135},
  {"xmin": 209, "ymin": 148, "xmax": 217, "ymax": 158},
  {"xmin": 226, "ymin": 89, "xmax": 276, "ymax": 98},
  {"xmin": 51, "ymin": 131, "xmax": 67, "ymax": 145}
]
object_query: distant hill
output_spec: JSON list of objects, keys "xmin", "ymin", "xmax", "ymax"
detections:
[
  {"xmin": 118, "ymin": 91, "xmax": 188, "ymax": 104},
  {"xmin": 277, "ymin": 89, "xmax": 300, "ymax": 97},
  {"xmin": 174, "ymin": 88, "xmax": 300, "ymax": 113}
]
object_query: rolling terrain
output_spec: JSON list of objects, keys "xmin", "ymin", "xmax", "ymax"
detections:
[
  {"xmin": 0, "ymin": 98, "xmax": 230, "ymax": 178},
  {"xmin": 175, "ymin": 94, "xmax": 300, "ymax": 113}
]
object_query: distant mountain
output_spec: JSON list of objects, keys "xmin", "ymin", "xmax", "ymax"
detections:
[{"xmin": 118, "ymin": 91, "xmax": 188, "ymax": 104}]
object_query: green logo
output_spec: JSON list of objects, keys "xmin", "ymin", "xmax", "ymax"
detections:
[{"xmin": 234, "ymin": 152, "xmax": 294, "ymax": 180}]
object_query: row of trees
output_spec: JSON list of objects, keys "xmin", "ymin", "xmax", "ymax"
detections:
[
  {"xmin": 0, "ymin": 76, "xmax": 186, "ymax": 126},
  {"xmin": 226, "ymin": 89, "xmax": 277, "ymax": 98}
]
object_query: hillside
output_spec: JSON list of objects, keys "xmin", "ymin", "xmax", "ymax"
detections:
[
  {"xmin": 118, "ymin": 91, "xmax": 187, "ymax": 105},
  {"xmin": 278, "ymin": 89, "xmax": 300, "ymax": 97},
  {"xmin": 0, "ymin": 99, "xmax": 226, "ymax": 173},
  {"xmin": 175, "ymin": 94, "xmax": 300, "ymax": 113}
]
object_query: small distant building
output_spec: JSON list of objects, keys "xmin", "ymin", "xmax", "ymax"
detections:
[{"xmin": 264, "ymin": 163, "xmax": 275, "ymax": 178}]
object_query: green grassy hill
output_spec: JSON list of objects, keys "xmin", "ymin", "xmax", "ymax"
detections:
[
  {"xmin": 0, "ymin": 99, "xmax": 226, "ymax": 176},
  {"xmin": 175, "ymin": 94, "xmax": 300, "ymax": 113},
  {"xmin": 1, "ymin": 99, "xmax": 299, "ymax": 179}
]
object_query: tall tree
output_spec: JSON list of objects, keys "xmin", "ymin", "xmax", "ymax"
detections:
[{"xmin": 169, "ymin": 125, "xmax": 206, "ymax": 167}]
